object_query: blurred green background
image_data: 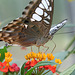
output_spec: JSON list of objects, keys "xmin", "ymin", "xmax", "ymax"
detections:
[{"xmin": 0, "ymin": 0, "xmax": 75, "ymax": 72}]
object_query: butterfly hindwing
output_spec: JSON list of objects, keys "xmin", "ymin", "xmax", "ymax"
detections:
[{"xmin": 0, "ymin": 17, "xmax": 40, "ymax": 46}]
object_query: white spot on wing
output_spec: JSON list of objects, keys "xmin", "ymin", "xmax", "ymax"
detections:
[
  {"xmin": 42, "ymin": 0, "xmax": 48, "ymax": 9},
  {"xmin": 35, "ymin": 7, "xmax": 43, "ymax": 15},
  {"xmin": 39, "ymin": 3, "xmax": 44, "ymax": 9},
  {"xmin": 10, "ymin": 40, "xmax": 13, "ymax": 42},
  {"xmin": 3, "ymin": 33, "xmax": 9, "ymax": 37},
  {"xmin": 6, "ymin": 31, "xmax": 13, "ymax": 32},
  {"xmin": 49, "ymin": 7, "xmax": 52, "ymax": 11},
  {"xmin": 46, "ymin": 0, "xmax": 50, "ymax": 6},
  {"xmin": 25, "ymin": 24, "xmax": 28, "ymax": 29},
  {"xmin": 31, "ymin": 18, "xmax": 35, "ymax": 22},
  {"xmin": 44, "ymin": 12, "xmax": 48, "ymax": 17},
  {"xmin": 32, "ymin": 14, "xmax": 42, "ymax": 21},
  {"xmin": 44, "ymin": 20, "xmax": 49, "ymax": 24},
  {"xmin": 8, "ymin": 37, "xmax": 12, "ymax": 40},
  {"xmin": 47, "ymin": 7, "xmax": 52, "ymax": 11},
  {"xmin": 47, "ymin": 16, "xmax": 50, "ymax": 19}
]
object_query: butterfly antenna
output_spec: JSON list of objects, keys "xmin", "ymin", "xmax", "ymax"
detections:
[
  {"xmin": 38, "ymin": 47, "xmax": 40, "ymax": 52},
  {"xmin": 31, "ymin": 46, "xmax": 33, "ymax": 52},
  {"xmin": 43, "ymin": 45, "xmax": 49, "ymax": 53}
]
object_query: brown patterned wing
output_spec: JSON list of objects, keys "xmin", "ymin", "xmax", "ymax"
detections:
[
  {"xmin": 0, "ymin": 17, "xmax": 42, "ymax": 46},
  {"xmin": 22, "ymin": 0, "xmax": 54, "ymax": 36},
  {"xmin": 0, "ymin": 0, "xmax": 54, "ymax": 46}
]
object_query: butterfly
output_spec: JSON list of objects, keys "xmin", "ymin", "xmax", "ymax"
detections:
[{"xmin": 0, "ymin": 0, "xmax": 67, "ymax": 47}]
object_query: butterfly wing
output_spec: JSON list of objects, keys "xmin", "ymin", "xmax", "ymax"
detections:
[
  {"xmin": 0, "ymin": 0, "xmax": 54, "ymax": 46},
  {"xmin": 22, "ymin": 0, "xmax": 54, "ymax": 36},
  {"xmin": 0, "ymin": 17, "xmax": 42, "ymax": 46}
]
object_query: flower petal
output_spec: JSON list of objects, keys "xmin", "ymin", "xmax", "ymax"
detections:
[
  {"xmin": 0, "ymin": 66, "xmax": 8, "ymax": 73},
  {"xmin": 9, "ymin": 66, "xmax": 15, "ymax": 72}
]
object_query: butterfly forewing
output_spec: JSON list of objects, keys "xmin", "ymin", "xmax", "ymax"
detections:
[
  {"xmin": 22, "ymin": 0, "xmax": 54, "ymax": 36},
  {"xmin": 0, "ymin": 0, "xmax": 54, "ymax": 46}
]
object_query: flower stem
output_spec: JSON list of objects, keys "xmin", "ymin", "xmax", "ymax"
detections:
[
  {"xmin": 39, "ymin": 69, "xmax": 45, "ymax": 75},
  {"xmin": 42, "ymin": 70, "xmax": 51, "ymax": 75},
  {"xmin": 37, "ymin": 67, "xmax": 39, "ymax": 75},
  {"xmin": 33, "ymin": 68, "xmax": 36, "ymax": 74},
  {"xmin": 3, "ymin": 72, "xmax": 8, "ymax": 75},
  {"xmin": 65, "ymin": 36, "xmax": 75, "ymax": 51},
  {"xmin": 65, "ymin": 47, "xmax": 75, "ymax": 59},
  {"xmin": 16, "ymin": 72, "xmax": 18, "ymax": 75}
]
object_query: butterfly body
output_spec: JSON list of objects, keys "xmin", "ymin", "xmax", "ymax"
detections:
[{"xmin": 36, "ymin": 35, "xmax": 51, "ymax": 47}]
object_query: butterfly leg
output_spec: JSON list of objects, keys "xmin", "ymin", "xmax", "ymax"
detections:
[
  {"xmin": 38, "ymin": 47, "xmax": 40, "ymax": 52},
  {"xmin": 43, "ymin": 45, "xmax": 49, "ymax": 53},
  {"xmin": 31, "ymin": 46, "xmax": 33, "ymax": 52},
  {"xmin": 51, "ymin": 40, "xmax": 56, "ymax": 53},
  {"xmin": 5, "ymin": 43, "xmax": 12, "ymax": 47}
]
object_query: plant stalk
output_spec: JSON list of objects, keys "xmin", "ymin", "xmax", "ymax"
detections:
[
  {"xmin": 42, "ymin": 70, "xmax": 51, "ymax": 75},
  {"xmin": 65, "ymin": 36, "xmax": 75, "ymax": 51}
]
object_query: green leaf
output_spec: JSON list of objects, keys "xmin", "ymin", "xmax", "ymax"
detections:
[
  {"xmin": 54, "ymin": 51, "xmax": 69, "ymax": 61},
  {"xmin": 59, "ymin": 64, "xmax": 75, "ymax": 75},
  {"xmin": 70, "ymin": 69, "xmax": 75, "ymax": 75},
  {"xmin": 0, "ymin": 46, "xmax": 7, "ymax": 62},
  {"xmin": 26, "ymin": 61, "xmax": 56, "ymax": 75},
  {"xmin": 21, "ymin": 62, "xmax": 27, "ymax": 75},
  {"xmin": 0, "ymin": 71, "xmax": 3, "ymax": 75}
]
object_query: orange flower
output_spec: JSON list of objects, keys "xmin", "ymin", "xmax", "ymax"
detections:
[
  {"xmin": 25, "ymin": 54, "xmax": 31, "ymax": 60},
  {"xmin": 48, "ymin": 65, "xmax": 56, "ymax": 73},
  {"xmin": 0, "ymin": 53, "xmax": 1, "ymax": 57},
  {"xmin": 47, "ymin": 53, "xmax": 54, "ymax": 61},
  {"xmin": 55, "ymin": 59, "xmax": 62, "ymax": 64},
  {"xmin": 30, "ymin": 59, "xmax": 37, "ymax": 67},
  {"xmin": 5, "ymin": 52, "xmax": 12, "ymax": 58},
  {"xmin": 24, "ymin": 61, "xmax": 31, "ymax": 70},
  {"xmin": 40, "ymin": 53, "xmax": 47, "ymax": 61},
  {"xmin": 25, "ymin": 52, "xmax": 36, "ymax": 60},
  {"xmin": 0, "ymin": 52, "xmax": 20, "ymax": 73},
  {"xmin": 29, "ymin": 52, "xmax": 36, "ymax": 58},
  {"xmin": 0, "ymin": 61, "xmax": 14, "ymax": 73},
  {"xmin": 24, "ymin": 52, "xmax": 62, "ymax": 74},
  {"xmin": 36, "ymin": 52, "xmax": 42, "ymax": 60},
  {"xmin": 5, "ymin": 56, "xmax": 13, "ymax": 67}
]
